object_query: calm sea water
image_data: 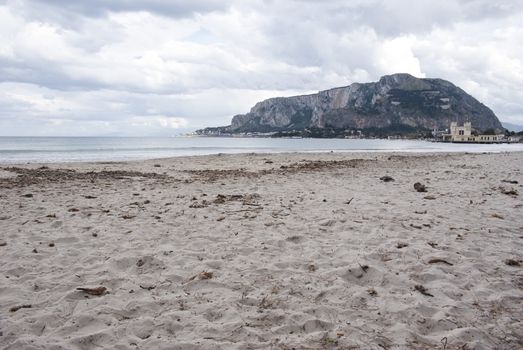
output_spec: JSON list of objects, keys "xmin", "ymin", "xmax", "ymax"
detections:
[{"xmin": 0, "ymin": 137, "xmax": 522, "ymax": 163}]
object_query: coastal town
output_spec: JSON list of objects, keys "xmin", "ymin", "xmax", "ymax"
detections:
[{"xmin": 196, "ymin": 121, "xmax": 523, "ymax": 143}]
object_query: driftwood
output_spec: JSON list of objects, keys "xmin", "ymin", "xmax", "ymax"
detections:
[
  {"xmin": 428, "ymin": 258, "xmax": 453, "ymax": 266},
  {"xmin": 76, "ymin": 286, "xmax": 107, "ymax": 296},
  {"xmin": 414, "ymin": 285, "xmax": 434, "ymax": 297},
  {"xmin": 9, "ymin": 304, "xmax": 32, "ymax": 312}
]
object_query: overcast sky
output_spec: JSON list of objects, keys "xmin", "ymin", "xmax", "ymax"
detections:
[{"xmin": 1, "ymin": 0, "xmax": 522, "ymax": 136}]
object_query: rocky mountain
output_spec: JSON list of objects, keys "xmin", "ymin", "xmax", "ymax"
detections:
[{"xmin": 198, "ymin": 73, "xmax": 503, "ymax": 136}]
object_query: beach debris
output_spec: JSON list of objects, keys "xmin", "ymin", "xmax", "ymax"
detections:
[
  {"xmin": 48, "ymin": 242, "xmax": 55, "ymax": 247},
  {"xmin": 136, "ymin": 259, "xmax": 145, "ymax": 267},
  {"xmin": 22, "ymin": 193, "xmax": 33, "ymax": 198},
  {"xmin": 380, "ymin": 253, "xmax": 393, "ymax": 262},
  {"xmin": 139, "ymin": 284, "xmax": 156, "ymax": 290},
  {"xmin": 491, "ymin": 213, "xmax": 504, "ymax": 219},
  {"xmin": 189, "ymin": 271, "xmax": 214, "ymax": 281},
  {"xmin": 502, "ymin": 179, "xmax": 518, "ymax": 184},
  {"xmin": 410, "ymin": 224, "xmax": 422, "ymax": 229},
  {"xmin": 344, "ymin": 198, "xmax": 354, "ymax": 205},
  {"xmin": 32, "ymin": 248, "xmax": 38, "ymax": 253},
  {"xmin": 258, "ymin": 295, "xmax": 276, "ymax": 309},
  {"xmin": 189, "ymin": 200, "xmax": 209, "ymax": 208},
  {"xmin": 0, "ymin": 241, "xmax": 6, "ymax": 247},
  {"xmin": 380, "ymin": 176, "xmax": 395, "ymax": 182},
  {"xmin": 199, "ymin": 271, "xmax": 213, "ymax": 279},
  {"xmin": 320, "ymin": 334, "xmax": 339, "ymax": 346},
  {"xmin": 265, "ymin": 160, "xmax": 274, "ymax": 164},
  {"xmin": 441, "ymin": 337, "xmax": 448, "ymax": 350},
  {"xmin": 154, "ymin": 164, "xmax": 161, "ymax": 167},
  {"xmin": 1, "ymin": 167, "xmax": 169, "ymax": 189},
  {"xmin": 367, "ymin": 288, "xmax": 378, "ymax": 296},
  {"xmin": 308, "ymin": 264, "xmax": 317, "ymax": 272},
  {"xmin": 213, "ymin": 193, "xmax": 260, "ymax": 206},
  {"xmin": 216, "ymin": 216, "xmax": 225, "ymax": 221},
  {"xmin": 346, "ymin": 266, "xmax": 367, "ymax": 279},
  {"xmin": 76, "ymin": 286, "xmax": 107, "ymax": 296},
  {"xmin": 319, "ymin": 219, "xmax": 336, "ymax": 227},
  {"xmin": 315, "ymin": 291, "xmax": 327, "ymax": 302},
  {"xmin": 9, "ymin": 304, "xmax": 32, "ymax": 312},
  {"xmin": 121, "ymin": 214, "xmax": 136, "ymax": 219},
  {"xmin": 396, "ymin": 242, "xmax": 409, "ymax": 249},
  {"xmin": 46, "ymin": 214, "xmax": 57, "ymax": 218},
  {"xmin": 92, "ymin": 233, "xmax": 98, "ymax": 237},
  {"xmin": 423, "ymin": 195, "xmax": 436, "ymax": 200},
  {"xmin": 413, "ymin": 182, "xmax": 427, "ymax": 192},
  {"xmin": 504, "ymin": 259, "xmax": 521, "ymax": 267},
  {"xmin": 68, "ymin": 208, "xmax": 80, "ymax": 212},
  {"xmin": 427, "ymin": 242, "xmax": 438, "ymax": 248},
  {"xmin": 499, "ymin": 187, "xmax": 518, "ymax": 196},
  {"xmin": 414, "ymin": 210, "xmax": 427, "ymax": 214},
  {"xmin": 359, "ymin": 264, "xmax": 369, "ymax": 274},
  {"xmin": 414, "ymin": 285, "xmax": 434, "ymax": 297},
  {"xmin": 83, "ymin": 195, "xmax": 97, "ymax": 199},
  {"xmin": 428, "ymin": 258, "xmax": 453, "ymax": 266},
  {"xmin": 286, "ymin": 235, "xmax": 302, "ymax": 243}
]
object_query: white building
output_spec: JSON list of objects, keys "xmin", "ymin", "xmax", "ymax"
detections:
[{"xmin": 441, "ymin": 122, "xmax": 504, "ymax": 143}]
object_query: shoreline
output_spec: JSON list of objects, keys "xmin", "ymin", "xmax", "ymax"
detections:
[
  {"xmin": 1, "ymin": 137, "xmax": 523, "ymax": 165},
  {"xmin": 1, "ymin": 151, "xmax": 522, "ymax": 349},
  {"xmin": 1, "ymin": 147, "xmax": 523, "ymax": 167}
]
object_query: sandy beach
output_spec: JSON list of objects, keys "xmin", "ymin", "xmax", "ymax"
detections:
[{"xmin": 1, "ymin": 151, "xmax": 522, "ymax": 350}]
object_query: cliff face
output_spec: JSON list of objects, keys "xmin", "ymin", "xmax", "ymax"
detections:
[{"xmin": 201, "ymin": 73, "xmax": 503, "ymax": 134}]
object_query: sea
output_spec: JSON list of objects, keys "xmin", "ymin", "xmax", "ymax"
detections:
[{"xmin": 0, "ymin": 137, "xmax": 522, "ymax": 164}]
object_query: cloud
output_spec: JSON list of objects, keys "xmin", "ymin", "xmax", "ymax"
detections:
[
  {"xmin": 10, "ymin": 0, "xmax": 230, "ymax": 21},
  {"xmin": 0, "ymin": 81, "xmax": 306, "ymax": 136},
  {"xmin": 0, "ymin": 0, "xmax": 522, "ymax": 136}
]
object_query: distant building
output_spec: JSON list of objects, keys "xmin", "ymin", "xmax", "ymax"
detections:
[
  {"xmin": 432, "ymin": 128, "xmax": 448, "ymax": 138},
  {"xmin": 441, "ymin": 122, "xmax": 504, "ymax": 143},
  {"xmin": 508, "ymin": 135, "xmax": 522, "ymax": 143}
]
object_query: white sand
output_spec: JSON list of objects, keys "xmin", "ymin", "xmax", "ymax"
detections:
[{"xmin": 1, "ymin": 152, "xmax": 522, "ymax": 349}]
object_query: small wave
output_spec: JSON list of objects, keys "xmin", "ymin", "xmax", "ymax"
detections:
[{"xmin": 1, "ymin": 137, "xmax": 522, "ymax": 163}]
